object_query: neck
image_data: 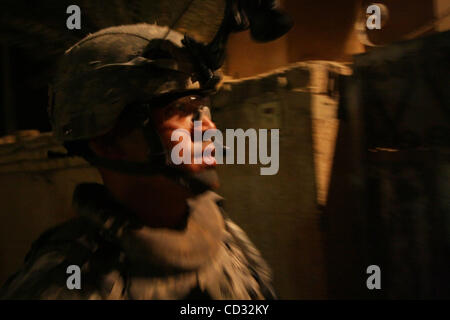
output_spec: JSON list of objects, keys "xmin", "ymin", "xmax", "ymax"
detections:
[{"xmin": 99, "ymin": 169, "xmax": 194, "ymax": 229}]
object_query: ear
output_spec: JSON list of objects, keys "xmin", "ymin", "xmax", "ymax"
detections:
[{"xmin": 88, "ymin": 136, "xmax": 125, "ymax": 159}]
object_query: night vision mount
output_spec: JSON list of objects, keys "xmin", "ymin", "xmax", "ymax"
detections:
[{"xmin": 182, "ymin": 0, "xmax": 293, "ymax": 88}]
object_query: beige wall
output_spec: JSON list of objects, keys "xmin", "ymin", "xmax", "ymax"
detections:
[
  {"xmin": 225, "ymin": 31, "xmax": 290, "ymax": 78},
  {"xmin": 435, "ymin": 0, "xmax": 450, "ymax": 32}
]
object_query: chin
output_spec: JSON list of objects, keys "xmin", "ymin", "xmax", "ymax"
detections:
[{"xmin": 191, "ymin": 167, "xmax": 220, "ymax": 190}]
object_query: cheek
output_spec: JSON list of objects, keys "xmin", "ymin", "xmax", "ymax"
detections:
[
  {"xmin": 158, "ymin": 117, "xmax": 193, "ymax": 148},
  {"xmin": 116, "ymin": 130, "xmax": 149, "ymax": 162}
]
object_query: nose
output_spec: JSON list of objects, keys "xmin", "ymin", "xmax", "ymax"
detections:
[
  {"xmin": 201, "ymin": 115, "xmax": 216, "ymax": 132},
  {"xmin": 201, "ymin": 108, "xmax": 217, "ymax": 132}
]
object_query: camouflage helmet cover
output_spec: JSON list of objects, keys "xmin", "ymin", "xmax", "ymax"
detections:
[{"xmin": 49, "ymin": 23, "xmax": 207, "ymax": 142}]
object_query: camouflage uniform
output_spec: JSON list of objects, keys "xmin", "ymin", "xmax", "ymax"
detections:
[
  {"xmin": 0, "ymin": 23, "xmax": 276, "ymax": 300},
  {"xmin": 0, "ymin": 183, "xmax": 275, "ymax": 299}
]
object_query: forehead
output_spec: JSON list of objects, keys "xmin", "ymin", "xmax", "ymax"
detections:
[
  {"xmin": 151, "ymin": 95, "xmax": 210, "ymax": 123},
  {"xmin": 162, "ymin": 94, "xmax": 210, "ymax": 117}
]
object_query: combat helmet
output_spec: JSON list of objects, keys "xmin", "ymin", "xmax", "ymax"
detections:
[{"xmin": 49, "ymin": 23, "xmax": 213, "ymax": 143}]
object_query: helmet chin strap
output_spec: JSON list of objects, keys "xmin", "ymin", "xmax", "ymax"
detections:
[{"xmin": 83, "ymin": 152, "xmax": 220, "ymax": 195}]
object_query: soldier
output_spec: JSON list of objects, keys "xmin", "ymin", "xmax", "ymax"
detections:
[{"xmin": 0, "ymin": 23, "xmax": 276, "ymax": 300}]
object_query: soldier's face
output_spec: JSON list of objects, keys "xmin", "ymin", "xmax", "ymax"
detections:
[
  {"xmin": 95, "ymin": 95, "xmax": 218, "ymax": 175},
  {"xmin": 152, "ymin": 95, "xmax": 218, "ymax": 173}
]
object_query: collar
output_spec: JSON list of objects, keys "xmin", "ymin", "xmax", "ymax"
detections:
[{"xmin": 72, "ymin": 183, "xmax": 226, "ymax": 271}]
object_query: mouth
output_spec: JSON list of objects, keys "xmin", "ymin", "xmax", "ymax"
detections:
[
  {"xmin": 189, "ymin": 140, "xmax": 217, "ymax": 167},
  {"xmin": 199, "ymin": 141, "xmax": 216, "ymax": 166}
]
